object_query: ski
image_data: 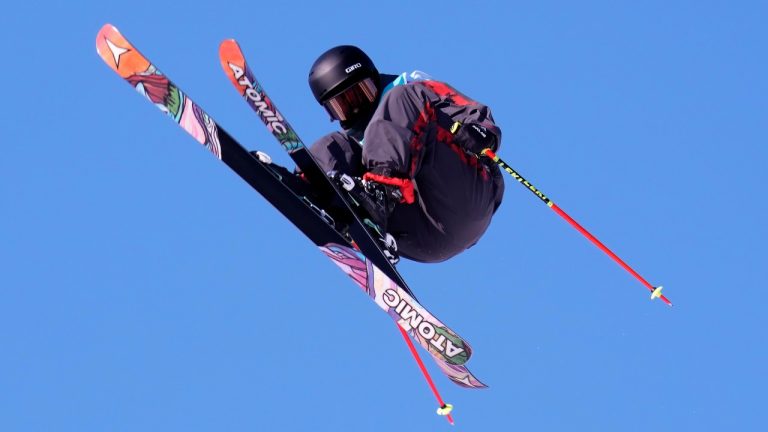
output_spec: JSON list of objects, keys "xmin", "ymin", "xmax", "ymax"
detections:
[{"xmin": 95, "ymin": 24, "xmax": 485, "ymax": 390}]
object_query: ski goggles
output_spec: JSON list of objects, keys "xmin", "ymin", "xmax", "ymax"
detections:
[{"xmin": 322, "ymin": 78, "xmax": 378, "ymax": 122}]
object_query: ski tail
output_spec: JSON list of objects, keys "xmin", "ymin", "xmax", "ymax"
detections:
[{"xmin": 319, "ymin": 244, "xmax": 486, "ymax": 388}]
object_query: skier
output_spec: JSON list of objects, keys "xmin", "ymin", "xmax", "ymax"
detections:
[{"xmin": 307, "ymin": 45, "xmax": 505, "ymax": 263}]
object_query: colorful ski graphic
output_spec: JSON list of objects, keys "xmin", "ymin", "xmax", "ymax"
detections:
[
  {"xmin": 96, "ymin": 30, "xmax": 223, "ymax": 159},
  {"xmin": 321, "ymin": 244, "xmax": 484, "ymax": 387},
  {"xmin": 96, "ymin": 24, "xmax": 485, "ymax": 389}
]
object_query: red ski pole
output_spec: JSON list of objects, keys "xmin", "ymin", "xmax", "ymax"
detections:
[
  {"xmin": 481, "ymin": 148, "xmax": 671, "ymax": 306},
  {"xmin": 396, "ymin": 324, "xmax": 455, "ymax": 425}
]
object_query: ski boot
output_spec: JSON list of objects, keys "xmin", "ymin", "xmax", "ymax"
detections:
[{"xmin": 329, "ymin": 171, "xmax": 401, "ymax": 265}]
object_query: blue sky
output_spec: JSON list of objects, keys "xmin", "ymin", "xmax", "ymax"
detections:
[{"xmin": 2, "ymin": 1, "xmax": 766, "ymax": 430}]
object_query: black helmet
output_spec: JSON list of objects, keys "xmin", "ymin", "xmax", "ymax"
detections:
[{"xmin": 308, "ymin": 45, "xmax": 380, "ymax": 123}]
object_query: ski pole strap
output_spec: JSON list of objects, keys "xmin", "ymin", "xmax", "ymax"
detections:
[{"xmin": 363, "ymin": 172, "xmax": 416, "ymax": 204}]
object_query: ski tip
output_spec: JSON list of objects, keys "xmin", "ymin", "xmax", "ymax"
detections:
[
  {"xmin": 218, "ymin": 39, "xmax": 245, "ymax": 74},
  {"xmin": 218, "ymin": 39, "xmax": 240, "ymax": 52},
  {"xmin": 98, "ymin": 23, "xmax": 116, "ymax": 33},
  {"xmin": 96, "ymin": 23, "xmax": 141, "ymax": 76},
  {"xmin": 95, "ymin": 23, "xmax": 114, "ymax": 51}
]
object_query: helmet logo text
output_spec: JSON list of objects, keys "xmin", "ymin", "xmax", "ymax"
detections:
[{"xmin": 345, "ymin": 63, "xmax": 362, "ymax": 74}]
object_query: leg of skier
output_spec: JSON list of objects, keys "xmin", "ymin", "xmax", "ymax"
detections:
[
  {"xmin": 308, "ymin": 131, "xmax": 365, "ymax": 177},
  {"xmin": 308, "ymin": 131, "xmax": 401, "ymax": 264}
]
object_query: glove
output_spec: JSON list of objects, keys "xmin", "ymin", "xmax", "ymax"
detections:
[{"xmin": 452, "ymin": 122, "xmax": 498, "ymax": 155}]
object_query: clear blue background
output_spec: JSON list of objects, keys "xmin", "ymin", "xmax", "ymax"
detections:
[{"xmin": 2, "ymin": 1, "xmax": 766, "ymax": 430}]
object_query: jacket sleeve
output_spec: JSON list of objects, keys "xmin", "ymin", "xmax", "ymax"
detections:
[
  {"xmin": 418, "ymin": 80, "xmax": 502, "ymax": 152},
  {"xmin": 362, "ymin": 83, "xmax": 438, "ymax": 177},
  {"xmin": 362, "ymin": 81, "xmax": 502, "ymax": 178}
]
